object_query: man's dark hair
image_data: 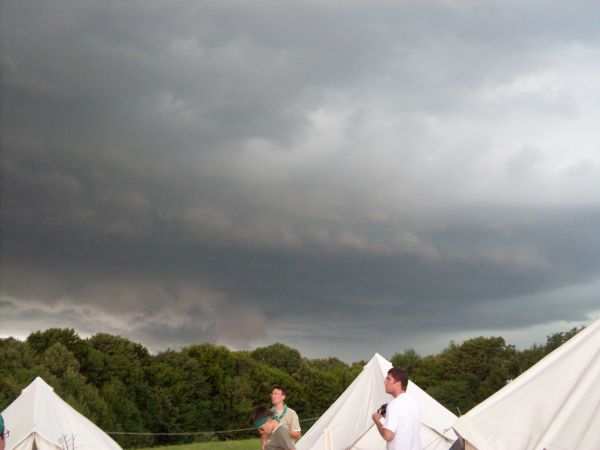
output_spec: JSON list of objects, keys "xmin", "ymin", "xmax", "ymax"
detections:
[
  {"xmin": 271, "ymin": 384, "xmax": 287, "ymax": 397},
  {"xmin": 250, "ymin": 406, "xmax": 273, "ymax": 424},
  {"xmin": 388, "ymin": 367, "xmax": 409, "ymax": 390}
]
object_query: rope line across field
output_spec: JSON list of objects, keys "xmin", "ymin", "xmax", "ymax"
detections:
[{"xmin": 106, "ymin": 417, "xmax": 321, "ymax": 435}]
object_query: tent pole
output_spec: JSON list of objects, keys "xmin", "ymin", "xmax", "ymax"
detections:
[{"xmin": 345, "ymin": 423, "xmax": 375, "ymax": 450}]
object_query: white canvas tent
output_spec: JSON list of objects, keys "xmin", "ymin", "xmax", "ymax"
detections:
[
  {"xmin": 297, "ymin": 353, "xmax": 457, "ymax": 450},
  {"xmin": 452, "ymin": 317, "xmax": 600, "ymax": 450},
  {"xmin": 1, "ymin": 376, "xmax": 122, "ymax": 450}
]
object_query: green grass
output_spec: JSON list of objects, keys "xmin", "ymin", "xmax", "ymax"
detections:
[{"xmin": 134, "ymin": 438, "xmax": 261, "ymax": 450}]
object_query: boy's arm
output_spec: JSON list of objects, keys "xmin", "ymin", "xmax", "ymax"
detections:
[
  {"xmin": 372, "ymin": 411, "xmax": 395, "ymax": 442},
  {"xmin": 283, "ymin": 432, "xmax": 296, "ymax": 450},
  {"xmin": 289, "ymin": 410, "xmax": 301, "ymax": 440}
]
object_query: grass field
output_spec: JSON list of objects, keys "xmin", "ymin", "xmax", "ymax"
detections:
[{"xmin": 134, "ymin": 438, "xmax": 261, "ymax": 450}]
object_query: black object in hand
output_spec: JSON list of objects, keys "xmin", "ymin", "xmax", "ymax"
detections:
[{"xmin": 378, "ymin": 403, "xmax": 387, "ymax": 417}]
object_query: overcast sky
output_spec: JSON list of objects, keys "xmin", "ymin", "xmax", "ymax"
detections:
[{"xmin": 2, "ymin": 1, "xmax": 600, "ymax": 362}]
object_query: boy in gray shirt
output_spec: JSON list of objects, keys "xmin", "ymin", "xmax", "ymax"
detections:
[{"xmin": 251, "ymin": 406, "xmax": 296, "ymax": 450}]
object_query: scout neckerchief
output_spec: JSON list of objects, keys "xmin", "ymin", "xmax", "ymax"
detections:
[{"xmin": 273, "ymin": 404, "xmax": 288, "ymax": 422}]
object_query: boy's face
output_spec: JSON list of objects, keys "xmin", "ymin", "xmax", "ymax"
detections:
[
  {"xmin": 384, "ymin": 373, "xmax": 400, "ymax": 394},
  {"xmin": 271, "ymin": 388, "xmax": 286, "ymax": 406}
]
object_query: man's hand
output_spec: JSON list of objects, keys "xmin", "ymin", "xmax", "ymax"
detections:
[{"xmin": 372, "ymin": 410, "xmax": 394, "ymax": 442}]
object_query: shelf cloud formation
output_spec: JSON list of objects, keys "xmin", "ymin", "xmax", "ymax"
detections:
[{"xmin": 2, "ymin": 1, "xmax": 600, "ymax": 361}]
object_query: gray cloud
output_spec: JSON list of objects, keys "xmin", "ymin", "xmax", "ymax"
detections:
[{"xmin": 2, "ymin": 1, "xmax": 600, "ymax": 361}]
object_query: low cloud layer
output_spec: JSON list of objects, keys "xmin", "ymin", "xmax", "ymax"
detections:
[{"xmin": 2, "ymin": 1, "xmax": 600, "ymax": 361}]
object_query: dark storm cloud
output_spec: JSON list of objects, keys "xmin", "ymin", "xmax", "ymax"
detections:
[{"xmin": 2, "ymin": 1, "xmax": 600, "ymax": 360}]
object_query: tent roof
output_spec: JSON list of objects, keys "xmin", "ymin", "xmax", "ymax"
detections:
[
  {"xmin": 453, "ymin": 317, "xmax": 600, "ymax": 450},
  {"xmin": 297, "ymin": 353, "xmax": 457, "ymax": 450},
  {"xmin": 1, "ymin": 377, "xmax": 122, "ymax": 450}
]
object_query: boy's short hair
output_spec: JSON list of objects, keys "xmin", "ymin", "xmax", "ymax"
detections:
[
  {"xmin": 388, "ymin": 367, "xmax": 409, "ymax": 390},
  {"xmin": 271, "ymin": 384, "xmax": 287, "ymax": 396}
]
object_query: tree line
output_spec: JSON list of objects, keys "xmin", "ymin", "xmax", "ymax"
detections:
[{"xmin": 0, "ymin": 326, "xmax": 581, "ymax": 448}]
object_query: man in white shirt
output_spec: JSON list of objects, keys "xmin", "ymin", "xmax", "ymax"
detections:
[{"xmin": 372, "ymin": 367, "xmax": 421, "ymax": 450}]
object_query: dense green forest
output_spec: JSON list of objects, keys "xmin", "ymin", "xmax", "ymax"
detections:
[{"xmin": 0, "ymin": 327, "xmax": 580, "ymax": 448}]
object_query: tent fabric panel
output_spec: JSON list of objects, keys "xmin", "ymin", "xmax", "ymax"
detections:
[
  {"xmin": 7, "ymin": 433, "xmax": 61, "ymax": 450},
  {"xmin": 35, "ymin": 383, "xmax": 122, "ymax": 449},
  {"xmin": 7, "ymin": 434, "xmax": 36, "ymax": 450},
  {"xmin": 420, "ymin": 425, "xmax": 456, "ymax": 450},
  {"xmin": 406, "ymin": 381, "xmax": 457, "ymax": 439},
  {"xmin": 2, "ymin": 379, "xmax": 37, "ymax": 449},
  {"xmin": 453, "ymin": 317, "xmax": 600, "ymax": 450},
  {"xmin": 34, "ymin": 434, "xmax": 62, "ymax": 450}
]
